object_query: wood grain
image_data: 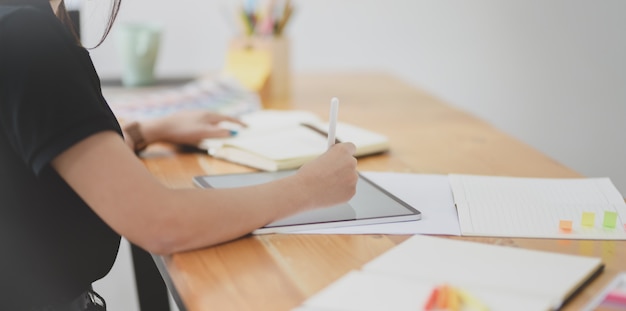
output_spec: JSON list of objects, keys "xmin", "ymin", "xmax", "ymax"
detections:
[{"xmin": 124, "ymin": 72, "xmax": 624, "ymax": 311}]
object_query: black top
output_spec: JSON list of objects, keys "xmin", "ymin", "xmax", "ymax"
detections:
[{"xmin": 0, "ymin": 0, "xmax": 122, "ymax": 309}]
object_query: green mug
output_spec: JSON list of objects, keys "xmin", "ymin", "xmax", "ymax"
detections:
[{"xmin": 116, "ymin": 23, "xmax": 162, "ymax": 87}]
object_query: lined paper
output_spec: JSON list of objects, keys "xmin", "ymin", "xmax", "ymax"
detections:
[{"xmin": 449, "ymin": 175, "xmax": 626, "ymax": 239}]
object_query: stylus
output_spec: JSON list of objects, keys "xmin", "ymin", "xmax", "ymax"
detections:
[{"xmin": 327, "ymin": 97, "xmax": 339, "ymax": 149}]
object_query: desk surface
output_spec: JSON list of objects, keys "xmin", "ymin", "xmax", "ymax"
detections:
[{"xmin": 125, "ymin": 72, "xmax": 624, "ymax": 311}]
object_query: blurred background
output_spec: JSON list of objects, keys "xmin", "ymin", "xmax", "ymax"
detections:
[{"xmin": 66, "ymin": 0, "xmax": 625, "ymax": 310}]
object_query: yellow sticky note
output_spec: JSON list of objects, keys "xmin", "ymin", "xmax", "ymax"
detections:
[
  {"xmin": 457, "ymin": 289, "xmax": 490, "ymax": 311},
  {"xmin": 224, "ymin": 49, "xmax": 271, "ymax": 91},
  {"xmin": 559, "ymin": 220, "xmax": 573, "ymax": 232},
  {"xmin": 581, "ymin": 212, "xmax": 595, "ymax": 227},
  {"xmin": 603, "ymin": 211, "xmax": 617, "ymax": 228}
]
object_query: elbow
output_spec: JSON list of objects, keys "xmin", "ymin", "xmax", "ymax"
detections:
[
  {"xmin": 126, "ymin": 202, "xmax": 190, "ymax": 255},
  {"xmin": 127, "ymin": 227, "xmax": 181, "ymax": 256},
  {"xmin": 137, "ymin": 217, "xmax": 190, "ymax": 255},
  {"xmin": 136, "ymin": 233, "xmax": 180, "ymax": 256}
]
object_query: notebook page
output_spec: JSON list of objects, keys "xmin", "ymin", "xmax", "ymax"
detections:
[
  {"xmin": 294, "ymin": 270, "xmax": 553, "ymax": 311},
  {"xmin": 450, "ymin": 175, "xmax": 626, "ymax": 239},
  {"xmin": 226, "ymin": 126, "xmax": 327, "ymax": 160},
  {"xmin": 295, "ymin": 235, "xmax": 602, "ymax": 311}
]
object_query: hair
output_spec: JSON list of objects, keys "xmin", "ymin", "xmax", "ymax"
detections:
[{"xmin": 57, "ymin": 0, "xmax": 122, "ymax": 48}]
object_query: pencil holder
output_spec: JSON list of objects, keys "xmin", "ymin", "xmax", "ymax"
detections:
[{"xmin": 224, "ymin": 36, "xmax": 291, "ymax": 108}]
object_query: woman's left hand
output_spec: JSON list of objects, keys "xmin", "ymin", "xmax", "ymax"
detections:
[{"xmin": 142, "ymin": 110, "xmax": 247, "ymax": 146}]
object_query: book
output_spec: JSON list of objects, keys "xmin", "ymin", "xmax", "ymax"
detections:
[
  {"xmin": 295, "ymin": 235, "xmax": 604, "ymax": 311},
  {"xmin": 449, "ymin": 174, "xmax": 626, "ymax": 240},
  {"xmin": 198, "ymin": 110, "xmax": 390, "ymax": 171}
]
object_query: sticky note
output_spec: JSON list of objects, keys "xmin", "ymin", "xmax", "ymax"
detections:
[
  {"xmin": 423, "ymin": 287, "xmax": 438, "ymax": 310},
  {"xmin": 436, "ymin": 285, "xmax": 448, "ymax": 309},
  {"xmin": 603, "ymin": 211, "xmax": 618, "ymax": 228},
  {"xmin": 447, "ymin": 287, "xmax": 460, "ymax": 311},
  {"xmin": 581, "ymin": 212, "xmax": 595, "ymax": 227},
  {"xmin": 224, "ymin": 49, "xmax": 271, "ymax": 91},
  {"xmin": 559, "ymin": 220, "xmax": 573, "ymax": 232}
]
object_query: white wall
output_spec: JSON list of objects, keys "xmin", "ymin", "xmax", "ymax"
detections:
[
  {"xmin": 83, "ymin": 0, "xmax": 625, "ymax": 194},
  {"xmin": 82, "ymin": 1, "xmax": 625, "ymax": 309}
]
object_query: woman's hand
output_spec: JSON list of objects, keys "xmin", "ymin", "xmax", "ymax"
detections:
[
  {"xmin": 140, "ymin": 110, "xmax": 246, "ymax": 146},
  {"xmin": 294, "ymin": 142, "xmax": 359, "ymax": 209}
]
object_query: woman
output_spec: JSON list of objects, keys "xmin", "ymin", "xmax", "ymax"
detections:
[{"xmin": 0, "ymin": 0, "xmax": 358, "ymax": 310}]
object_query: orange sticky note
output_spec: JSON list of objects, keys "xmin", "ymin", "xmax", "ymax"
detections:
[
  {"xmin": 447, "ymin": 286, "xmax": 460, "ymax": 311},
  {"xmin": 423, "ymin": 287, "xmax": 439, "ymax": 310},
  {"xmin": 436, "ymin": 285, "xmax": 449, "ymax": 309},
  {"xmin": 559, "ymin": 220, "xmax": 573, "ymax": 232},
  {"xmin": 581, "ymin": 212, "xmax": 595, "ymax": 227}
]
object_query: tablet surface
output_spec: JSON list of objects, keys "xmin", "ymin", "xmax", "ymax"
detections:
[{"xmin": 193, "ymin": 170, "xmax": 421, "ymax": 234}]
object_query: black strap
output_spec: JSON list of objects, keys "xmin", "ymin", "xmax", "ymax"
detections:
[{"xmin": 85, "ymin": 288, "xmax": 106, "ymax": 311}]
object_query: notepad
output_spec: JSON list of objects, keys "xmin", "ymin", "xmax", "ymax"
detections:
[
  {"xmin": 198, "ymin": 110, "xmax": 390, "ymax": 171},
  {"xmin": 449, "ymin": 174, "xmax": 626, "ymax": 240},
  {"xmin": 294, "ymin": 235, "xmax": 604, "ymax": 311}
]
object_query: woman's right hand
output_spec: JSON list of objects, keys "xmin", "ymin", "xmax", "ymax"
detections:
[{"xmin": 294, "ymin": 142, "xmax": 358, "ymax": 209}]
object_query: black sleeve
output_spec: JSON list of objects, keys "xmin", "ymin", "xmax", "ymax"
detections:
[{"xmin": 0, "ymin": 7, "xmax": 122, "ymax": 175}]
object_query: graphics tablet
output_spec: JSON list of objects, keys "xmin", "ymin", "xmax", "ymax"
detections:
[{"xmin": 193, "ymin": 170, "xmax": 421, "ymax": 234}]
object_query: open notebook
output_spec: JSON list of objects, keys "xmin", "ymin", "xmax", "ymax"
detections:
[
  {"xmin": 198, "ymin": 110, "xmax": 390, "ymax": 171},
  {"xmin": 295, "ymin": 235, "xmax": 604, "ymax": 311}
]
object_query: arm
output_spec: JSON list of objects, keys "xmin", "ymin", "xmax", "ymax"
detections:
[{"xmin": 51, "ymin": 131, "xmax": 357, "ymax": 255}]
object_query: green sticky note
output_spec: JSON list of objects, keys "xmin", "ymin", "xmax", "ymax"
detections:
[
  {"xmin": 603, "ymin": 211, "xmax": 618, "ymax": 228},
  {"xmin": 581, "ymin": 212, "xmax": 595, "ymax": 227}
]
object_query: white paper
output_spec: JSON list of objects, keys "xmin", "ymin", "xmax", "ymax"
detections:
[
  {"xmin": 293, "ymin": 172, "xmax": 461, "ymax": 236},
  {"xmin": 450, "ymin": 174, "xmax": 626, "ymax": 240}
]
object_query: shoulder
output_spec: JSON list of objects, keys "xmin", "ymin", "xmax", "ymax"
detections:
[
  {"xmin": 0, "ymin": 5, "xmax": 60, "ymax": 30},
  {"xmin": 0, "ymin": 4, "xmax": 84, "ymax": 87},
  {"xmin": 0, "ymin": 5, "xmax": 74, "ymax": 54}
]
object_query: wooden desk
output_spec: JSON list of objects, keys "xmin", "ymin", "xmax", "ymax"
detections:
[{"xmin": 134, "ymin": 73, "xmax": 624, "ymax": 311}]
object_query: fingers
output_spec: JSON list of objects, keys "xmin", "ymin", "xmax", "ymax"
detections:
[
  {"xmin": 198, "ymin": 111, "xmax": 247, "ymax": 127},
  {"xmin": 220, "ymin": 115, "xmax": 247, "ymax": 127},
  {"xmin": 204, "ymin": 128, "xmax": 236, "ymax": 138},
  {"xmin": 330, "ymin": 142, "xmax": 357, "ymax": 156}
]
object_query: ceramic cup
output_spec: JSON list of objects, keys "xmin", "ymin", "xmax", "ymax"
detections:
[{"xmin": 116, "ymin": 23, "xmax": 162, "ymax": 87}]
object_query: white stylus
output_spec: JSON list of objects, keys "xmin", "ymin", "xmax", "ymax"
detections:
[{"xmin": 327, "ymin": 97, "xmax": 339, "ymax": 149}]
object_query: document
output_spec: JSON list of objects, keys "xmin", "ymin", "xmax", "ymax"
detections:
[
  {"xmin": 294, "ymin": 235, "xmax": 604, "ymax": 311},
  {"xmin": 450, "ymin": 174, "xmax": 626, "ymax": 240},
  {"xmin": 294, "ymin": 172, "xmax": 461, "ymax": 236}
]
